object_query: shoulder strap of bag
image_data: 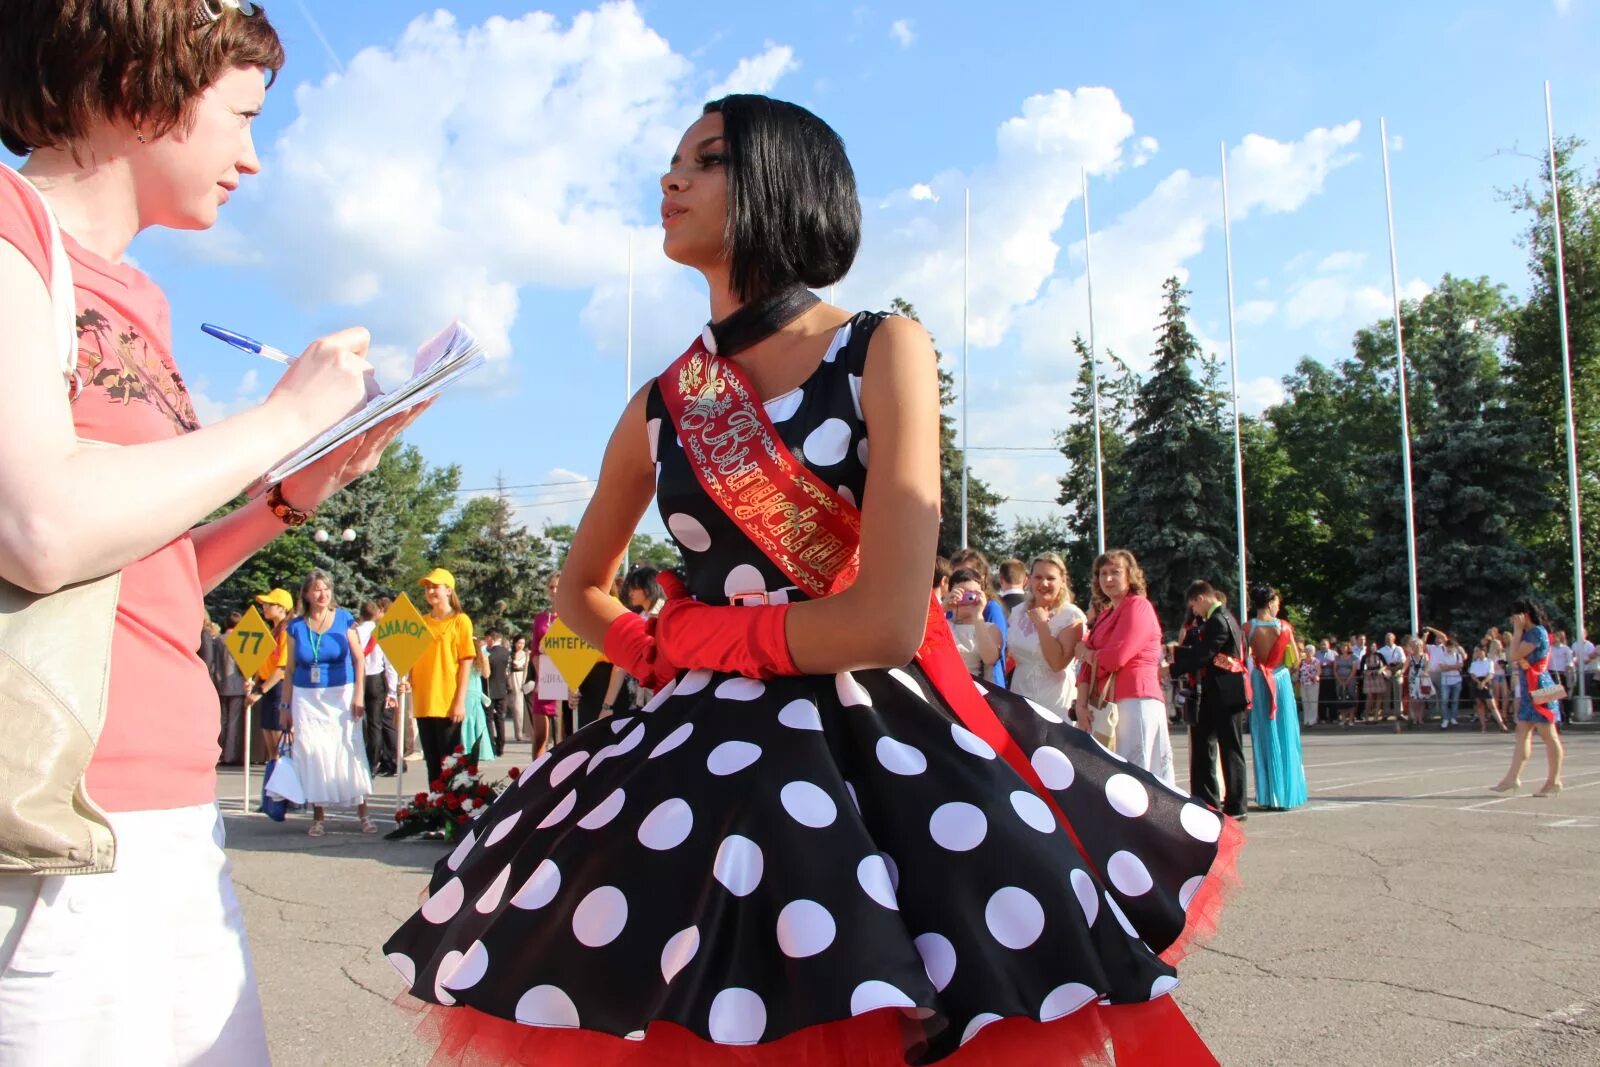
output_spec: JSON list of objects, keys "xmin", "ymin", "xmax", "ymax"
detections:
[{"xmin": 1, "ymin": 164, "xmax": 80, "ymax": 395}]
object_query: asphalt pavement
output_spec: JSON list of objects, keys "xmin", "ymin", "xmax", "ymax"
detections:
[{"xmin": 221, "ymin": 723, "xmax": 1600, "ymax": 1066}]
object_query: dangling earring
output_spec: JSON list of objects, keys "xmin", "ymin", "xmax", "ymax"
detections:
[{"xmin": 136, "ymin": 131, "xmax": 147, "ymax": 144}]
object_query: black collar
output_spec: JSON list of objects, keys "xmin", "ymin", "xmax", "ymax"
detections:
[{"xmin": 703, "ymin": 286, "xmax": 820, "ymax": 358}]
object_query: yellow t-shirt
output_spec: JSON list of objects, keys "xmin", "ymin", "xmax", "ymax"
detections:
[{"xmin": 412, "ymin": 612, "xmax": 475, "ymax": 718}]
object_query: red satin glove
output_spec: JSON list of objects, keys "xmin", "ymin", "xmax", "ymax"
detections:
[
  {"xmin": 655, "ymin": 596, "xmax": 799, "ymax": 679},
  {"xmin": 602, "ymin": 611, "xmax": 678, "ymax": 691}
]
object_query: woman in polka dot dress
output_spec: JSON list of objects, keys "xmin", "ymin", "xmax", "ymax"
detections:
[{"xmin": 383, "ymin": 94, "xmax": 1241, "ymax": 1066}]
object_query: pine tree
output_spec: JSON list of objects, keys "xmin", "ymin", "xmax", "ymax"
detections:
[
  {"xmin": 1112, "ymin": 278, "xmax": 1235, "ymax": 622},
  {"xmin": 888, "ymin": 297, "xmax": 1006, "ymax": 558},
  {"xmin": 1055, "ymin": 334, "xmax": 1135, "ymax": 592},
  {"xmin": 433, "ymin": 481, "xmax": 547, "ymax": 633}
]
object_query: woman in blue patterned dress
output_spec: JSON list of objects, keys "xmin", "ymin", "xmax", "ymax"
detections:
[{"xmin": 1246, "ymin": 586, "xmax": 1308, "ymax": 811}]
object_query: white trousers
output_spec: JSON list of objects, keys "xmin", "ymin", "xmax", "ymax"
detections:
[
  {"xmin": 0, "ymin": 803, "xmax": 268, "ymax": 1066},
  {"xmin": 1112, "ymin": 696, "xmax": 1177, "ymax": 788}
]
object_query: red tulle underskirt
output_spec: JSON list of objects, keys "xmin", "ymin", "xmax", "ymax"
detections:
[{"xmin": 399, "ymin": 992, "xmax": 1219, "ymax": 1067}]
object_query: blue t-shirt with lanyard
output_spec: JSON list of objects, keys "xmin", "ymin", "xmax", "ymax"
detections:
[{"xmin": 289, "ymin": 608, "xmax": 356, "ymax": 688}]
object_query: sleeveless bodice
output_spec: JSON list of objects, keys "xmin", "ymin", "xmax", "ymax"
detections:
[{"xmin": 646, "ymin": 312, "xmax": 881, "ymax": 606}]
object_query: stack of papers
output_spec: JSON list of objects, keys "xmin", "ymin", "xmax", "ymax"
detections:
[{"xmin": 262, "ymin": 320, "xmax": 486, "ymax": 484}]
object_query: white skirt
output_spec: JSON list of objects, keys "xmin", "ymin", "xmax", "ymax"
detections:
[
  {"xmin": 1111, "ymin": 696, "xmax": 1177, "ymax": 788},
  {"xmin": 291, "ymin": 682, "xmax": 373, "ymax": 806}
]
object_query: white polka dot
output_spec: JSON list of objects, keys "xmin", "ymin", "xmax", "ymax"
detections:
[
  {"xmin": 433, "ymin": 950, "xmax": 463, "ymax": 1005},
  {"xmin": 642, "ymin": 679, "xmax": 678, "ymax": 712},
  {"xmin": 475, "ymin": 864, "xmax": 513, "ymax": 913},
  {"xmin": 519, "ymin": 750, "xmax": 552, "ymax": 787},
  {"xmin": 572, "ymin": 886, "xmax": 628, "ymax": 947},
  {"xmin": 914, "ymin": 933, "xmax": 956, "ymax": 992},
  {"xmin": 961, "ymin": 1014, "xmax": 1002, "ymax": 1046},
  {"xmin": 660, "ymin": 925, "xmax": 700, "ymax": 983},
  {"xmin": 649, "ymin": 722, "xmax": 694, "ymax": 759},
  {"xmin": 708, "ymin": 988, "xmax": 767, "ymax": 1044},
  {"xmin": 845, "ymin": 781, "xmax": 860, "ymax": 814},
  {"xmin": 850, "ymin": 980, "xmax": 916, "ymax": 1016},
  {"xmin": 780, "ymin": 781, "xmax": 837, "ymax": 828},
  {"xmin": 713, "ymin": 835, "xmax": 764, "ymax": 896},
  {"xmin": 577, "ymin": 788, "xmax": 626, "ymax": 830},
  {"xmin": 515, "ymin": 985, "xmax": 579, "ymax": 1028},
  {"xmin": 723, "ymin": 564, "xmax": 768, "ymax": 599},
  {"xmin": 611, "ymin": 722, "xmax": 646, "ymax": 758},
  {"xmin": 876, "ymin": 737, "xmax": 927, "ymax": 776},
  {"xmin": 765, "ymin": 389, "xmax": 804, "ymax": 423},
  {"xmin": 883, "ymin": 852, "xmax": 900, "ymax": 891},
  {"xmin": 857, "ymin": 438, "xmax": 869, "ymax": 467},
  {"xmin": 675, "ymin": 669, "xmax": 713, "ymax": 697},
  {"xmin": 386, "ymin": 952, "xmax": 416, "ymax": 987},
  {"xmin": 1026, "ymin": 698, "xmax": 1065, "ymax": 724},
  {"xmin": 802, "ymin": 418, "xmax": 852, "ymax": 466},
  {"xmin": 824, "ymin": 324, "xmax": 852, "ymax": 361},
  {"xmin": 510, "ymin": 859, "xmax": 561, "ymax": 910},
  {"xmin": 441, "ymin": 940, "xmax": 490, "ymax": 992},
  {"xmin": 585, "ymin": 744, "xmax": 618, "ymax": 775},
  {"xmin": 973, "ymin": 678, "xmax": 988, "ymax": 695},
  {"xmin": 1105, "ymin": 892, "xmax": 1140, "ymax": 938},
  {"xmin": 625, "ymin": 1030, "xmax": 645, "ymax": 1041},
  {"xmin": 1180, "ymin": 803, "xmax": 1222, "ymax": 843},
  {"xmin": 1178, "ymin": 874, "xmax": 1205, "ymax": 911},
  {"xmin": 537, "ymin": 790, "xmax": 578, "ymax": 829},
  {"xmin": 549, "ymin": 751, "xmax": 588, "ymax": 788},
  {"xmin": 483, "ymin": 810, "xmax": 522, "ymax": 847},
  {"xmin": 1009, "ymin": 790, "xmax": 1055, "ymax": 833},
  {"xmin": 838, "ymin": 485, "xmax": 857, "ymax": 509},
  {"xmin": 1030, "ymin": 747, "xmax": 1075, "ymax": 790},
  {"xmin": 776, "ymin": 899, "xmax": 836, "ymax": 958},
  {"xmin": 1040, "ymin": 982, "xmax": 1096, "ymax": 1021},
  {"xmin": 1151, "ymin": 975, "xmax": 1179, "ymax": 998},
  {"xmin": 1107, "ymin": 851, "xmax": 1154, "ymax": 896},
  {"xmin": 888, "ymin": 668, "xmax": 923, "ymax": 696},
  {"xmin": 421, "ymin": 878, "xmax": 465, "ymax": 924},
  {"xmin": 929, "ymin": 802, "xmax": 988, "ymax": 851},
  {"xmin": 778, "ymin": 699, "xmax": 822, "ymax": 731},
  {"xmin": 1104, "ymin": 774, "xmax": 1150, "ymax": 818},
  {"xmin": 646, "ymin": 417, "xmax": 662, "ymax": 462},
  {"xmin": 638, "ymin": 798, "xmax": 693, "ymax": 851},
  {"xmin": 1071, "ymin": 868, "xmax": 1099, "ymax": 926},
  {"xmin": 446, "ymin": 829, "xmax": 477, "ymax": 871},
  {"xmin": 952, "ymin": 723, "xmax": 996, "ymax": 759},
  {"xmin": 848, "ymin": 373, "xmax": 864, "ymax": 420},
  {"xmin": 856, "ymin": 854, "xmax": 899, "ymax": 910},
  {"xmin": 609, "ymin": 717, "xmax": 633, "ymax": 734},
  {"xmin": 707, "ymin": 740, "xmax": 763, "ymax": 775},
  {"xmin": 667, "ymin": 513, "xmax": 712, "ymax": 552},
  {"xmin": 985, "ymin": 887, "xmax": 1045, "ymax": 949},
  {"xmin": 835, "ymin": 672, "xmax": 873, "ymax": 707},
  {"xmin": 715, "ymin": 677, "xmax": 766, "ymax": 702}
]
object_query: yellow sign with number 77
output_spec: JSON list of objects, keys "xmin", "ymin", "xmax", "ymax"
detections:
[{"xmin": 224, "ymin": 605, "xmax": 277, "ymax": 678}]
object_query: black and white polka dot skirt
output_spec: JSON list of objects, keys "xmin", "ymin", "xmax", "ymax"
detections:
[{"xmin": 383, "ymin": 663, "xmax": 1237, "ymax": 1065}]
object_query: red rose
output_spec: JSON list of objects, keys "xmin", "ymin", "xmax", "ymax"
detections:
[
  {"xmin": 508, "ymin": 767, "xmax": 521, "ymax": 780},
  {"xmin": 430, "ymin": 779, "xmax": 444, "ymax": 792},
  {"xmin": 414, "ymin": 792, "xmax": 428, "ymax": 805},
  {"xmin": 444, "ymin": 794, "xmax": 462, "ymax": 810},
  {"xmin": 453, "ymin": 745, "xmax": 465, "ymax": 754},
  {"xmin": 457, "ymin": 813, "xmax": 470, "ymax": 825},
  {"xmin": 393, "ymin": 811, "xmax": 405, "ymax": 822}
]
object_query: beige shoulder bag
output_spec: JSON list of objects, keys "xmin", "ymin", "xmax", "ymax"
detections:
[{"xmin": 0, "ymin": 167, "xmax": 122, "ymax": 875}]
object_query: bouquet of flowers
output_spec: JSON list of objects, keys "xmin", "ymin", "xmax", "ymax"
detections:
[{"xmin": 386, "ymin": 746, "xmax": 520, "ymax": 841}]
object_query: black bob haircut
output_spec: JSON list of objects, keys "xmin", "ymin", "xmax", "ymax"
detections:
[
  {"xmin": 703, "ymin": 94, "xmax": 861, "ymax": 302},
  {"xmin": 1508, "ymin": 597, "xmax": 1550, "ymax": 630}
]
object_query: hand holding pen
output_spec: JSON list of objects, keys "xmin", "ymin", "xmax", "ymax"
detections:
[{"xmin": 203, "ymin": 322, "xmax": 380, "ymax": 430}]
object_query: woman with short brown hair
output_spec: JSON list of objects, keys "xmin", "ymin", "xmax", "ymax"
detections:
[{"xmin": 0, "ymin": 2, "xmax": 418, "ymax": 1059}]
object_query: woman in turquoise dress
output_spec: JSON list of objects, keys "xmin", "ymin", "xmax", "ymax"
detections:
[
  {"xmin": 459, "ymin": 640, "xmax": 497, "ymax": 763},
  {"xmin": 1247, "ymin": 586, "xmax": 1309, "ymax": 810}
]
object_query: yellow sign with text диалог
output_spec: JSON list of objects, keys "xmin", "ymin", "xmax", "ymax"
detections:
[{"xmin": 373, "ymin": 593, "xmax": 438, "ymax": 678}]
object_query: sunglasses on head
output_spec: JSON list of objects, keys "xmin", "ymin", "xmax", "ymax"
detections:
[{"xmin": 195, "ymin": 0, "xmax": 260, "ymax": 25}]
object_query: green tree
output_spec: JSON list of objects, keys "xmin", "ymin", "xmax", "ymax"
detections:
[
  {"xmin": 432, "ymin": 485, "xmax": 546, "ymax": 633},
  {"xmin": 629, "ymin": 533, "xmax": 683, "ymax": 572},
  {"xmin": 1113, "ymin": 278, "xmax": 1235, "ymax": 623},
  {"xmin": 1504, "ymin": 136, "xmax": 1600, "ymax": 618},
  {"xmin": 888, "ymin": 297, "xmax": 1006, "ymax": 558},
  {"xmin": 1055, "ymin": 334, "xmax": 1136, "ymax": 591}
]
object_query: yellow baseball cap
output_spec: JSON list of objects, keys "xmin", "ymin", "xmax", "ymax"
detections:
[
  {"xmin": 255, "ymin": 588, "xmax": 294, "ymax": 611},
  {"xmin": 419, "ymin": 567, "xmax": 457, "ymax": 591}
]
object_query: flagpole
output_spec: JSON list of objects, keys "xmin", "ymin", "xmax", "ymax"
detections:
[
  {"xmin": 1380, "ymin": 117, "xmax": 1421, "ymax": 635},
  {"xmin": 1220, "ymin": 143, "xmax": 1249, "ymax": 607},
  {"xmin": 1082, "ymin": 170, "xmax": 1106, "ymax": 557},
  {"xmin": 961, "ymin": 186, "xmax": 971, "ymax": 549},
  {"xmin": 1546, "ymin": 81, "xmax": 1587, "ymax": 713},
  {"xmin": 624, "ymin": 235, "xmax": 634, "ymax": 575}
]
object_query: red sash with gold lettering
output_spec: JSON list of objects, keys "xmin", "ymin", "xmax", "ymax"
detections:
[{"xmin": 657, "ymin": 336, "xmax": 1106, "ymax": 878}]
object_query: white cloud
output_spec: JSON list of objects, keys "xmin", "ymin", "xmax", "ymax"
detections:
[
  {"xmin": 909, "ymin": 182, "xmax": 939, "ymax": 202},
  {"xmin": 230, "ymin": 3, "xmax": 794, "ymax": 380},
  {"xmin": 1388, "ymin": 132, "xmax": 1404, "ymax": 152},
  {"xmin": 1236, "ymin": 299, "xmax": 1276, "ymax": 325},
  {"xmin": 189, "ymin": 367, "xmax": 267, "ymax": 425},
  {"xmin": 890, "ymin": 19, "xmax": 915, "ymax": 47},
  {"xmin": 506, "ymin": 467, "xmax": 599, "ymax": 527},
  {"xmin": 1131, "ymin": 135, "xmax": 1159, "ymax": 167},
  {"xmin": 1554, "ymin": 0, "xmax": 1573, "ymax": 14},
  {"xmin": 1317, "ymin": 250, "xmax": 1366, "ymax": 273},
  {"xmin": 1237, "ymin": 375, "xmax": 1286, "ymax": 414},
  {"xmin": 1284, "ymin": 273, "xmax": 1431, "ymax": 329}
]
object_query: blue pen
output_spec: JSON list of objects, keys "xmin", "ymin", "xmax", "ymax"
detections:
[{"xmin": 201, "ymin": 323, "xmax": 295, "ymax": 365}]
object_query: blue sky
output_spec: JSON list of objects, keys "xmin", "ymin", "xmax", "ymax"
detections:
[{"xmin": 21, "ymin": 0, "xmax": 1599, "ymax": 538}]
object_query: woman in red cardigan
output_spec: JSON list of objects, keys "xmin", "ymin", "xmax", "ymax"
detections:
[{"xmin": 1074, "ymin": 549, "xmax": 1177, "ymax": 785}]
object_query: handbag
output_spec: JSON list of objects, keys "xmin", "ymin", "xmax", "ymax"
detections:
[
  {"xmin": 264, "ymin": 736, "xmax": 306, "ymax": 807},
  {"xmin": 0, "ymin": 167, "xmax": 123, "ymax": 876},
  {"xmin": 1530, "ymin": 681, "xmax": 1568, "ymax": 704},
  {"xmin": 1084, "ymin": 662, "xmax": 1118, "ymax": 747}
]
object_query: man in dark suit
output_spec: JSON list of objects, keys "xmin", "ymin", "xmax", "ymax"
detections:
[
  {"xmin": 1167, "ymin": 580, "xmax": 1250, "ymax": 819},
  {"xmin": 485, "ymin": 629, "xmax": 511, "ymax": 755}
]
